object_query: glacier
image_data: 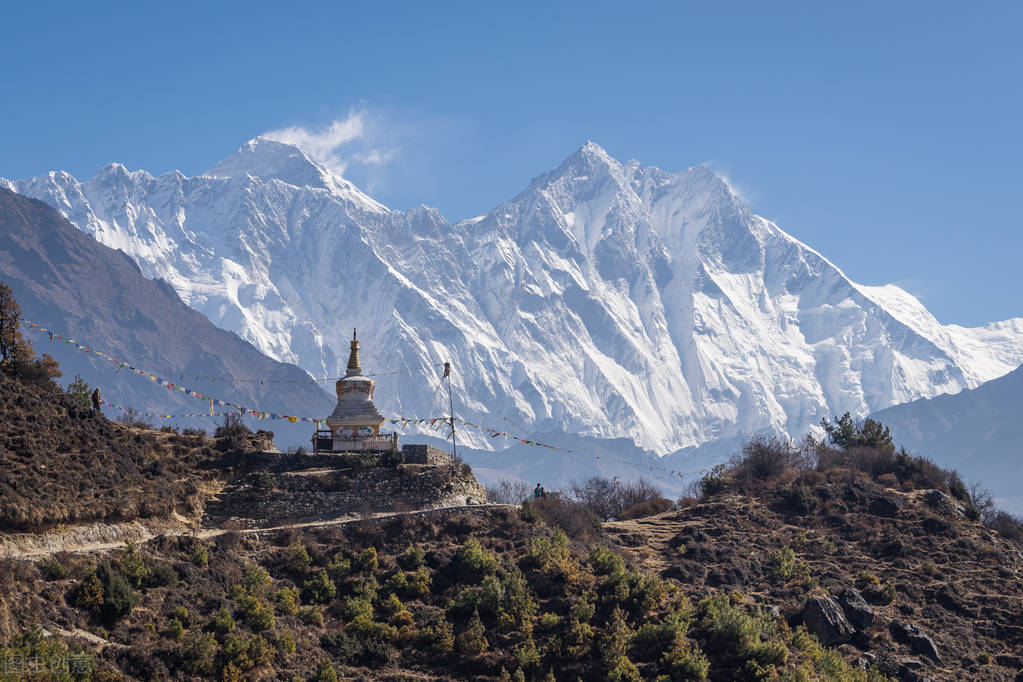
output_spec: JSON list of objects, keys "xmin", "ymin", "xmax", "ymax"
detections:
[{"xmin": 4, "ymin": 138, "xmax": 1022, "ymax": 466}]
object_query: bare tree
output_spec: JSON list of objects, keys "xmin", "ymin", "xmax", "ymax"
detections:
[{"xmin": 486, "ymin": 479, "xmax": 531, "ymax": 504}]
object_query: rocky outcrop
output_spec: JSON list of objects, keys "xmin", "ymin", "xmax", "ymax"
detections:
[
  {"xmin": 837, "ymin": 587, "xmax": 874, "ymax": 630},
  {"xmin": 801, "ymin": 596, "xmax": 854, "ymax": 646},
  {"xmin": 890, "ymin": 621, "xmax": 942, "ymax": 663},
  {"xmin": 923, "ymin": 489, "xmax": 966, "ymax": 518}
]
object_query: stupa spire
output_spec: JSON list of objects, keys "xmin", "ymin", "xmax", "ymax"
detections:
[{"xmin": 347, "ymin": 328, "xmax": 361, "ymax": 375}]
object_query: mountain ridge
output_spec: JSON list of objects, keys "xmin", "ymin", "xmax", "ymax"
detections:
[{"xmin": 4, "ymin": 141, "xmax": 1022, "ymax": 467}]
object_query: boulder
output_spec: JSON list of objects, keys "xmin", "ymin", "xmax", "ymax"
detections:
[
  {"xmin": 854, "ymin": 652, "xmax": 876, "ymax": 671},
  {"xmin": 802, "ymin": 596, "xmax": 854, "ymax": 646},
  {"xmin": 890, "ymin": 621, "xmax": 942, "ymax": 663},
  {"xmin": 869, "ymin": 494, "xmax": 903, "ymax": 518},
  {"xmin": 923, "ymin": 489, "xmax": 965, "ymax": 517},
  {"xmin": 838, "ymin": 587, "xmax": 874, "ymax": 629}
]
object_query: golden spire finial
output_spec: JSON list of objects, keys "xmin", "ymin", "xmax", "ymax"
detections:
[{"xmin": 347, "ymin": 328, "xmax": 361, "ymax": 373}]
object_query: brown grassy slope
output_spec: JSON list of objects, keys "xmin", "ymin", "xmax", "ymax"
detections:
[
  {"xmin": 606, "ymin": 472, "xmax": 1023, "ymax": 681},
  {"xmin": 0, "ymin": 506, "xmax": 885, "ymax": 682},
  {"xmin": 0, "ymin": 371, "xmax": 235, "ymax": 530}
]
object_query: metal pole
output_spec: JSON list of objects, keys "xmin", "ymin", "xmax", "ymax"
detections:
[{"xmin": 444, "ymin": 361, "xmax": 457, "ymax": 459}]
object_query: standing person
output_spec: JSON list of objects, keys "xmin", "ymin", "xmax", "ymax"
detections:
[
  {"xmin": 533, "ymin": 483, "xmax": 542, "ymax": 500},
  {"xmin": 91, "ymin": 387, "xmax": 102, "ymax": 412}
]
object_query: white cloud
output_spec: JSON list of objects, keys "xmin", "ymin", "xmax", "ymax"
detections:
[{"xmin": 262, "ymin": 109, "xmax": 396, "ymax": 176}]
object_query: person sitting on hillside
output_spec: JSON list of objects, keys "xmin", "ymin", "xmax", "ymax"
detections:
[
  {"xmin": 533, "ymin": 483, "xmax": 542, "ymax": 500},
  {"xmin": 91, "ymin": 387, "xmax": 102, "ymax": 412}
]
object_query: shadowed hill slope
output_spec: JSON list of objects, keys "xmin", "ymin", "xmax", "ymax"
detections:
[
  {"xmin": 872, "ymin": 363, "xmax": 1023, "ymax": 514},
  {"xmin": 0, "ymin": 370, "xmax": 273, "ymax": 531},
  {"xmin": 0, "ymin": 186, "xmax": 333, "ymax": 444}
]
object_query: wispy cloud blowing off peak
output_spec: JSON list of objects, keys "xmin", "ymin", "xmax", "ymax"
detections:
[{"xmin": 262, "ymin": 108, "xmax": 396, "ymax": 177}]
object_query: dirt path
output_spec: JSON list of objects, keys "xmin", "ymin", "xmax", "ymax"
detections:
[
  {"xmin": 605, "ymin": 511, "xmax": 696, "ymax": 573},
  {"xmin": 1, "ymin": 504, "xmax": 516, "ymax": 560}
]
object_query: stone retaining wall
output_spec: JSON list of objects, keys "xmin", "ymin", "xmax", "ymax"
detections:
[{"xmin": 204, "ymin": 460, "xmax": 486, "ymax": 528}]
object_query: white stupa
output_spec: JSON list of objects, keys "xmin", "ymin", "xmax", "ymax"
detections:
[{"xmin": 313, "ymin": 329, "xmax": 397, "ymax": 452}]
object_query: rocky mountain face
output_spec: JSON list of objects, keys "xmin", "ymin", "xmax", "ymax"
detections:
[
  {"xmin": 0, "ymin": 187, "xmax": 333, "ymax": 443},
  {"xmin": 873, "ymin": 364, "xmax": 1023, "ymax": 514},
  {"xmin": 5, "ymin": 141, "xmax": 1022, "ymax": 468}
]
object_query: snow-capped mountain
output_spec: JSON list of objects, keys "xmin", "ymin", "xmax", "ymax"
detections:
[{"xmin": 5, "ymin": 139, "xmax": 1022, "ymax": 458}]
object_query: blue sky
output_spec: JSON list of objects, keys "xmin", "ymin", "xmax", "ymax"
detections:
[{"xmin": 2, "ymin": 1, "xmax": 1020, "ymax": 326}]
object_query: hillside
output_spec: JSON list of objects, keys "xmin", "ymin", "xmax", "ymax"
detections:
[
  {"xmin": 872, "ymin": 363, "xmax": 1023, "ymax": 514},
  {"xmin": 0, "ymin": 368, "xmax": 271, "ymax": 531},
  {"xmin": 0, "ymin": 186, "xmax": 333, "ymax": 447},
  {"xmin": 602, "ymin": 438, "xmax": 1023, "ymax": 681},
  {"xmin": 2, "ymin": 359, "xmax": 1022, "ymax": 680}
]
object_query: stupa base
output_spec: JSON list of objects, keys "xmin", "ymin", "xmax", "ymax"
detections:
[{"xmin": 311, "ymin": 430, "xmax": 398, "ymax": 453}]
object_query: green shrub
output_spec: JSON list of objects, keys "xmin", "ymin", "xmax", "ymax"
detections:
[
  {"xmin": 780, "ymin": 485, "xmax": 818, "ymax": 515},
  {"xmin": 455, "ymin": 537, "xmax": 499, "ymax": 581},
  {"xmin": 857, "ymin": 570, "xmax": 880, "ymax": 587},
  {"xmin": 247, "ymin": 633, "xmax": 272, "ymax": 667},
  {"xmin": 382, "ymin": 570, "xmax": 409, "ymax": 597},
  {"xmin": 190, "ymin": 543, "xmax": 209, "ymax": 568},
  {"xmin": 38, "ymin": 557, "xmax": 69, "ymax": 581},
  {"xmin": 521, "ymin": 529, "xmax": 572, "ymax": 576},
  {"xmin": 456, "ymin": 608, "xmax": 488, "ymax": 656},
  {"xmin": 146, "ymin": 563, "xmax": 177, "ymax": 588},
  {"xmin": 94, "ymin": 562, "xmax": 138, "ymax": 624},
  {"xmin": 519, "ymin": 500, "xmax": 539, "ymax": 523},
  {"xmin": 238, "ymin": 595, "xmax": 275, "ymax": 631},
  {"xmin": 298, "ymin": 606, "xmax": 324, "ymax": 627},
  {"xmin": 328, "ymin": 552, "xmax": 351, "ymax": 578},
  {"xmin": 698, "ymin": 464, "xmax": 735, "ymax": 498},
  {"xmin": 204, "ymin": 605, "xmax": 236, "ymax": 635},
  {"xmin": 423, "ymin": 617, "xmax": 455, "ymax": 653},
  {"xmin": 181, "ymin": 632, "xmax": 219, "ymax": 676},
  {"xmin": 768, "ymin": 547, "xmax": 809, "ymax": 583},
  {"xmin": 588, "ymin": 545, "xmax": 626, "ymax": 576},
  {"xmin": 820, "ymin": 413, "xmax": 894, "ymax": 453},
  {"xmin": 274, "ymin": 587, "xmax": 300, "ymax": 615},
  {"xmin": 240, "ymin": 564, "xmax": 272, "ymax": 595},
  {"xmin": 343, "ymin": 595, "xmax": 374, "ymax": 622},
  {"xmin": 65, "ymin": 374, "xmax": 91, "ymax": 409},
  {"xmin": 303, "ymin": 570, "xmax": 337, "ymax": 604},
  {"xmin": 399, "ymin": 545, "xmax": 426, "ymax": 569},
  {"xmin": 358, "ymin": 547, "xmax": 379, "ymax": 573},
  {"xmin": 286, "ymin": 541, "xmax": 312, "ymax": 573},
  {"xmin": 274, "ymin": 629, "xmax": 296, "ymax": 656},
  {"xmin": 669, "ymin": 648, "xmax": 710, "ymax": 680},
  {"xmin": 164, "ymin": 617, "xmax": 185, "ymax": 640},
  {"xmin": 119, "ymin": 543, "xmax": 151, "ymax": 589},
  {"xmin": 315, "ymin": 660, "xmax": 339, "ymax": 682},
  {"xmin": 73, "ymin": 570, "xmax": 105, "ymax": 614}
]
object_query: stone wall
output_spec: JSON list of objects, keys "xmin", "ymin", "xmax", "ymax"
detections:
[
  {"xmin": 402, "ymin": 444, "xmax": 454, "ymax": 465},
  {"xmin": 204, "ymin": 457, "xmax": 486, "ymax": 528}
]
